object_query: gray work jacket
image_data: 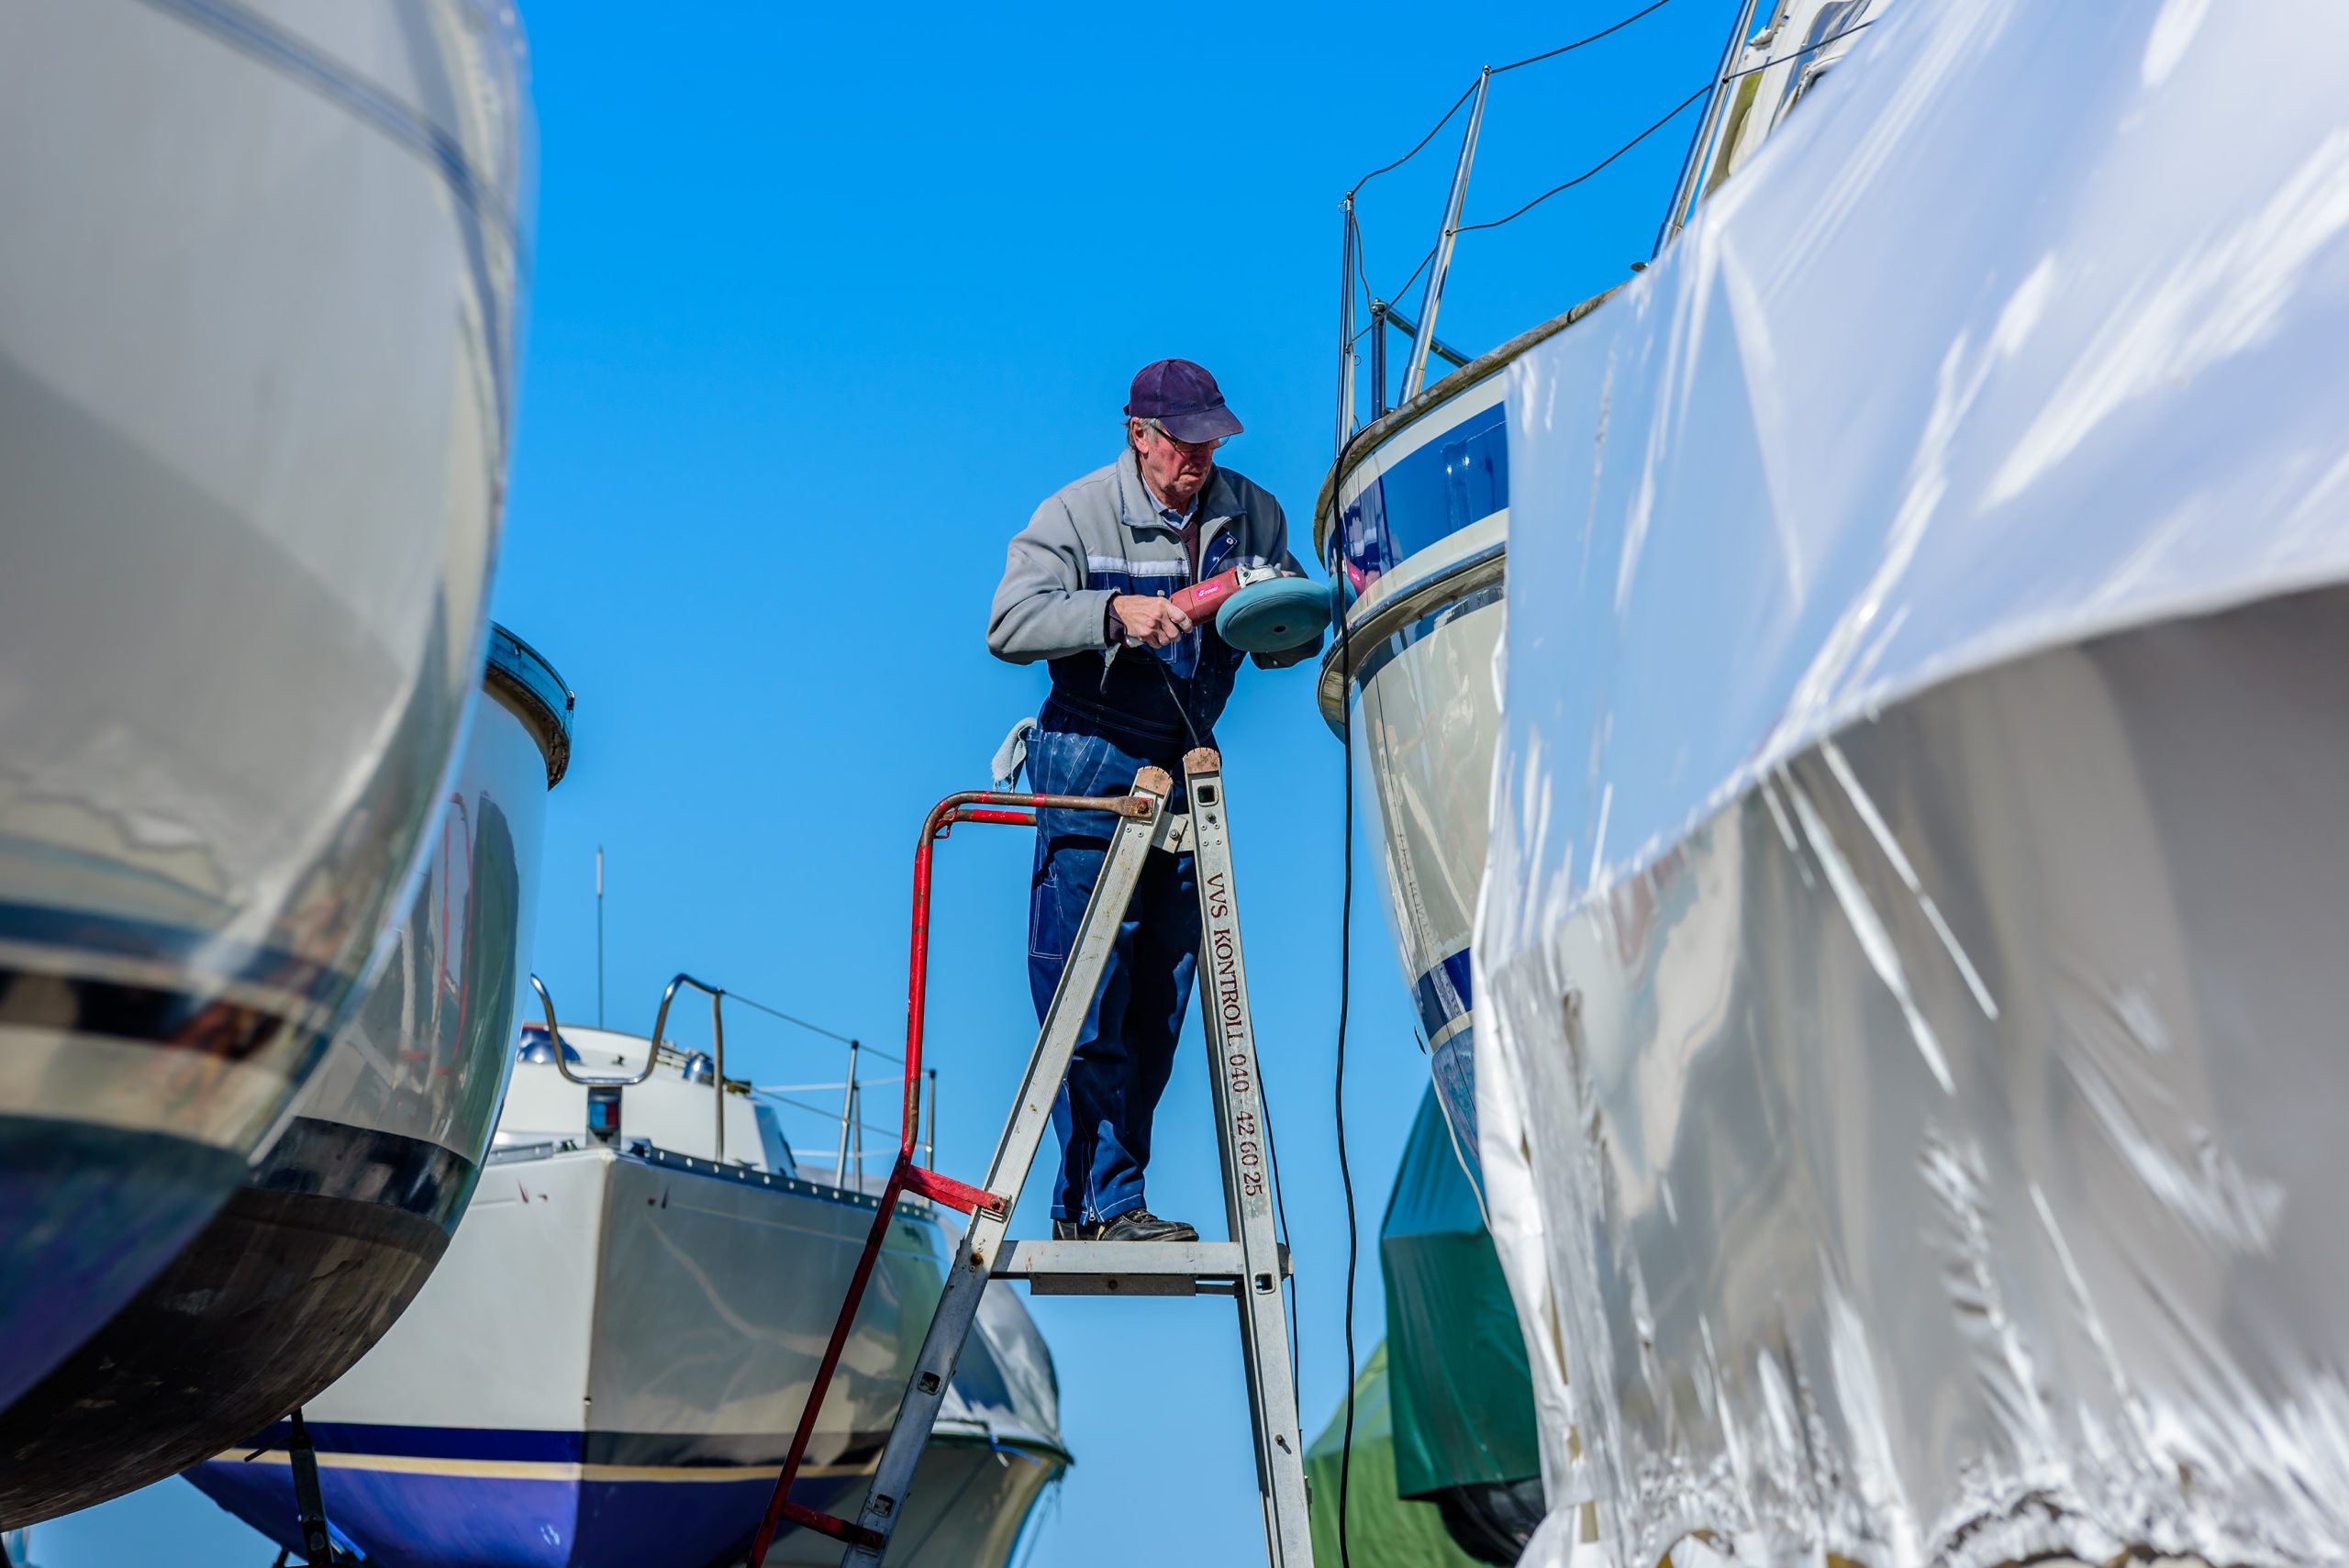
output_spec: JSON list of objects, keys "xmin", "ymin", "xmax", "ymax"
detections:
[
  {"xmin": 986, "ymin": 448, "xmax": 1306, "ymax": 664},
  {"xmin": 986, "ymin": 448, "xmax": 1315, "ymax": 757}
]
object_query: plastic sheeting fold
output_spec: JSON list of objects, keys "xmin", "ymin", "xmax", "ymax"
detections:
[{"xmin": 1475, "ymin": 3, "xmax": 2349, "ymax": 1565}]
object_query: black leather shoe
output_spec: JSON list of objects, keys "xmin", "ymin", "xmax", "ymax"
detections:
[{"xmin": 1050, "ymin": 1208, "xmax": 1199, "ymax": 1242}]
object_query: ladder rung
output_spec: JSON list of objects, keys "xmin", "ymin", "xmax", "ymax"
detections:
[
  {"xmin": 989, "ymin": 1239, "xmax": 1291, "ymax": 1296},
  {"xmin": 774, "ymin": 1499, "xmax": 884, "ymax": 1552}
]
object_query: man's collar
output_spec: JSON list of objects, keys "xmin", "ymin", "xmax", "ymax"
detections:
[
  {"xmin": 1142, "ymin": 473, "xmax": 1198, "ymax": 528},
  {"xmin": 1117, "ymin": 446, "xmax": 1233, "ymax": 532}
]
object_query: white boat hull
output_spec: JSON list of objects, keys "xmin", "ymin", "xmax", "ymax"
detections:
[
  {"xmin": 192, "ymin": 1140, "xmax": 1065, "ymax": 1567},
  {"xmin": 1320, "ymin": 372, "xmax": 1514, "ymax": 1170},
  {"xmin": 0, "ymin": 0, "xmax": 531, "ymax": 1409}
]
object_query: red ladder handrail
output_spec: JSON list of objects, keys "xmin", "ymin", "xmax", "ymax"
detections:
[{"xmin": 742, "ymin": 785, "xmax": 1151, "ymax": 1566}]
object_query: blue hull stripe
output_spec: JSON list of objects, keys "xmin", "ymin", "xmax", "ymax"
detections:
[
  {"xmin": 234, "ymin": 1418, "xmax": 889, "ymax": 1472},
  {"xmin": 1410, "ymin": 948, "xmax": 1475, "ymax": 1043}
]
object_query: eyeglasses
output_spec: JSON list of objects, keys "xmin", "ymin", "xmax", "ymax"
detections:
[{"xmin": 1148, "ymin": 428, "xmax": 1225, "ymax": 458}]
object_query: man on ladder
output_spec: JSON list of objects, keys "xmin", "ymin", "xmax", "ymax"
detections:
[
  {"xmin": 985, "ymin": 359, "xmax": 1316, "ymax": 1242},
  {"xmin": 743, "ymin": 363, "xmax": 1328, "ymax": 1568}
]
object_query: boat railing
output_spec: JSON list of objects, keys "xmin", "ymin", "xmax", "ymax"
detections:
[
  {"xmin": 527, "ymin": 973, "xmax": 931, "ymax": 1179},
  {"xmin": 754, "ymin": 1051, "xmax": 939, "ymax": 1179},
  {"xmin": 1333, "ymin": 0, "xmax": 1882, "ymax": 458}
]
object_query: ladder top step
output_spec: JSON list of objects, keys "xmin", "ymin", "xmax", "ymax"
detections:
[{"xmin": 989, "ymin": 1238, "xmax": 1292, "ymax": 1296}]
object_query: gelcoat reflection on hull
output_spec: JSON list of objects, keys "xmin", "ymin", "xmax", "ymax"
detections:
[
  {"xmin": 1319, "ymin": 368, "xmax": 1515, "ymax": 1170},
  {"xmin": 0, "ymin": 0, "xmax": 532, "ymax": 1408},
  {"xmin": 0, "ymin": 628, "xmax": 573, "ymax": 1527}
]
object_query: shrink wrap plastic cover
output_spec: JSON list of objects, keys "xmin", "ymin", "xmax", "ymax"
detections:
[{"xmin": 1475, "ymin": 3, "xmax": 2349, "ymax": 1565}]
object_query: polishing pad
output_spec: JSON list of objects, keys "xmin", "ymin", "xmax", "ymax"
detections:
[{"xmin": 1216, "ymin": 576, "xmax": 1331, "ymax": 654}]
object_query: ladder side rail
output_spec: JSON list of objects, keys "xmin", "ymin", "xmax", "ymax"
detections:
[
  {"xmin": 1182, "ymin": 750, "xmax": 1314, "ymax": 1567},
  {"xmin": 838, "ymin": 1198, "xmax": 1011, "ymax": 1565},
  {"xmin": 840, "ymin": 774, "xmax": 1174, "ymax": 1565},
  {"xmin": 743, "ymin": 783, "xmax": 1149, "ymax": 1567}
]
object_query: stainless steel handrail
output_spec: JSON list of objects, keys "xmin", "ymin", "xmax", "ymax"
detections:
[
  {"xmin": 533, "ymin": 971, "xmax": 730, "ymax": 1162},
  {"xmin": 1334, "ymin": 197, "xmax": 1360, "ymax": 457},
  {"xmin": 1375, "ymin": 301, "xmax": 1470, "ymax": 414},
  {"xmin": 834, "ymin": 1038, "xmax": 860, "ymax": 1178},
  {"xmin": 527, "ymin": 972, "xmax": 921, "ymax": 1180},
  {"xmin": 1653, "ymin": 0, "xmax": 1762, "ymax": 257},
  {"xmin": 1402, "ymin": 68, "xmax": 1490, "ymax": 404},
  {"xmin": 650, "ymin": 973, "xmax": 729, "ymax": 1164}
]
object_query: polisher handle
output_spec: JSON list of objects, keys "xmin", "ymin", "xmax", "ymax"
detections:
[{"xmin": 1167, "ymin": 566, "xmax": 1246, "ymax": 622}]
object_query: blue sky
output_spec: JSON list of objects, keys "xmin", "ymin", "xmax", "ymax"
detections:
[{"xmin": 45, "ymin": 1, "xmax": 1738, "ymax": 1562}]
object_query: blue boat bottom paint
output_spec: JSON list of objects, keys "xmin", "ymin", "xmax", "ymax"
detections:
[
  {"xmin": 188, "ymin": 1425, "xmax": 874, "ymax": 1568},
  {"xmin": 0, "ymin": 1116, "xmax": 247, "ymax": 1413},
  {"xmin": 0, "ymin": 1120, "xmax": 473, "ymax": 1524}
]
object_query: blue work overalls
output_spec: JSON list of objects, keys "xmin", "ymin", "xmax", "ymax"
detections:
[{"xmin": 1027, "ymin": 530, "xmax": 1248, "ymax": 1225}]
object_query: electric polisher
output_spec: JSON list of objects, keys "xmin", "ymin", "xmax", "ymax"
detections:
[{"xmin": 1163, "ymin": 564, "xmax": 1331, "ymax": 654}]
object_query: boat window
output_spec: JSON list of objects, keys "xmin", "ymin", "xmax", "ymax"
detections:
[
  {"xmin": 1777, "ymin": 0, "xmax": 1870, "ymax": 123},
  {"xmin": 1333, "ymin": 398, "xmax": 1508, "ymax": 599}
]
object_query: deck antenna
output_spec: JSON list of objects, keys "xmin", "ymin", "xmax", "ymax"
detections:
[{"xmin": 596, "ymin": 845, "xmax": 606, "ymax": 1028}]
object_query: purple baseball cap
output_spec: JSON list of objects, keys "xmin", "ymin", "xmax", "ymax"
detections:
[{"xmin": 1125, "ymin": 359, "xmax": 1244, "ymax": 444}]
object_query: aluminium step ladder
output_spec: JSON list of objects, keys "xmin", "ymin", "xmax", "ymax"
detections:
[{"xmin": 743, "ymin": 747, "xmax": 1310, "ymax": 1568}]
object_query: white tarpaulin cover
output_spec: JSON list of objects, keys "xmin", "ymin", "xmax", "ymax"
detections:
[{"xmin": 1475, "ymin": 2, "xmax": 2349, "ymax": 1565}]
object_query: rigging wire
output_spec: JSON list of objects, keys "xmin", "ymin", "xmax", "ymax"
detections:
[
  {"xmin": 719, "ymin": 989, "xmax": 862, "ymax": 1048},
  {"xmin": 1343, "ymin": 0, "xmax": 1684, "ymax": 199},
  {"xmin": 1347, "ymin": 77, "xmax": 1481, "ymax": 200},
  {"xmin": 1454, "ymin": 80, "xmax": 1713, "ymax": 235},
  {"xmin": 1341, "ymin": 0, "xmax": 1694, "ymax": 428},
  {"xmin": 1456, "ymin": 17, "xmax": 1882, "ymax": 239},
  {"xmin": 1383, "ymin": 242, "xmax": 1442, "ymax": 315},
  {"xmin": 1350, "ymin": 205, "xmax": 1379, "ymax": 329},
  {"xmin": 1333, "ymin": 601, "xmax": 1361, "ymax": 1568},
  {"xmin": 1491, "ymin": 0, "xmax": 1682, "ymax": 73}
]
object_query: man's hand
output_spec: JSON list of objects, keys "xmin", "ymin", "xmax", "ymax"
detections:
[{"xmin": 1112, "ymin": 594, "xmax": 1194, "ymax": 649}]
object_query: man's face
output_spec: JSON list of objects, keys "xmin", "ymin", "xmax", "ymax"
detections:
[{"xmin": 1133, "ymin": 419, "xmax": 1219, "ymax": 511}]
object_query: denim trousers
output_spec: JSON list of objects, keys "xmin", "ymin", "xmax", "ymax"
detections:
[{"xmin": 1023, "ymin": 719, "xmax": 1199, "ymax": 1224}]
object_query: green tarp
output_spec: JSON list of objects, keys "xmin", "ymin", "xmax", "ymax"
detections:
[
  {"xmin": 1303, "ymin": 1085, "xmax": 1548, "ymax": 1567},
  {"xmin": 1305, "ymin": 1340, "xmax": 1486, "ymax": 1568},
  {"xmin": 1379, "ymin": 1088, "xmax": 1542, "ymax": 1498}
]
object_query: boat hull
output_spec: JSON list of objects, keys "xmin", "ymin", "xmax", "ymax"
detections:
[
  {"xmin": 1321, "ymin": 372, "xmax": 1512, "ymax": 1166},
  {"xmin": 761, "ymin": 1437, "xmax": 1062, "ymax": 1568},
  {"xmin": 0, "ymin": 0, "xmax": 531, "ymax": 1407},
  {"xmin": 195, "ymin": 1443, "xmax": 863, "ymax": 1568},
  {"xmin": 190, "ymin": 1144, "xmax": 953, "ymax": 1568},
  {"xmin": 0, "ymin": 634, "xmax": 567, "ymax": 1524},
  {"xmin": 1343, "ymin": 568, "xmax": 1503, "ymax": 1159}
]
